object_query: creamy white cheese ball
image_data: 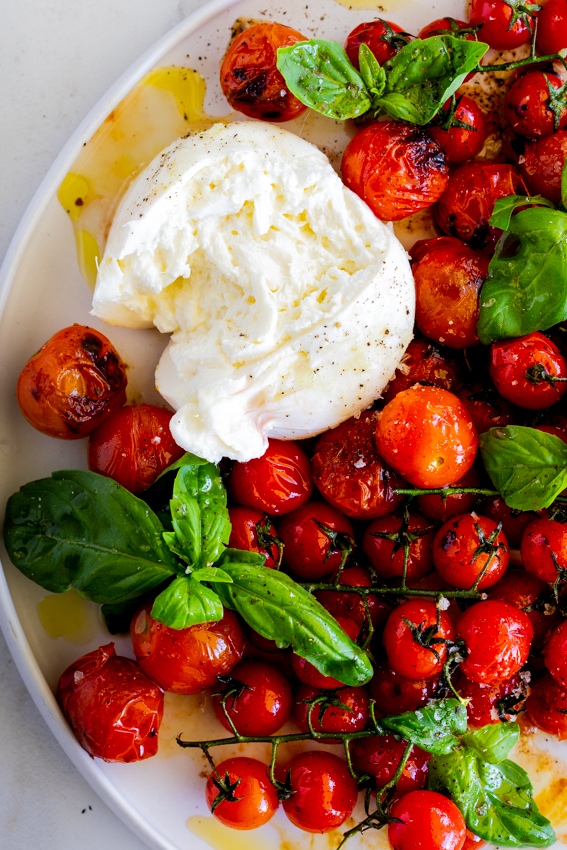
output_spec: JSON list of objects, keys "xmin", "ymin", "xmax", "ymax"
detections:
[{"xmin": 92, "ymin": 122, "xmax": 415, "ymax": 463}]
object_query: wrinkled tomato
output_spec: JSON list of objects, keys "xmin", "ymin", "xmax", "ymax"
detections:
[
  {"xmin": 368, "ymin": 661, "xmax": 439, "ymax": 714},
  {"xmin": 382, "ymin": 339, "xmax": 463, "ymax": 403},
  {"xmin": 521, "ymin": 129, "xmax": 567, "ymax": 204},
  {"xmin": 457, "ymin": 600, "xmax": 533, "ymax": 684},
  {"xmin": 350, "ymin": 734, "xmax": 430, "ymax": 795},
  {"xmin": 228, "ymin": 438, "xmax": 313, "ymax": 515},
  {"xmin": 433, "ymin": 513, "xmax": 509, "ymax": 591}
]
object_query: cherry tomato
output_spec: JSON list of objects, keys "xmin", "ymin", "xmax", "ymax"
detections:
[
  {"xmin": 362, "ymin": 509, "xmax": 436, "ymax": 584},
  {"xmin": 219, "ymin": 22, "xmax": 307, "ymax": 121},
  {"xmin": 212, "ymin": 660, "xmax": 292, "ymax": 736},
  {"xmin": 537, "ymin": 415, "xmax": 567, "ymax": 446},
  {"xmin": 389, "ymin": 790, "xmax": 466, "ymax": 850},
  {"xmin": 428, "ymin": 96, "xmax": 487, "ymax": 164},
  {"xmin": 205, "ymin": 757, "xmax": 279, "ymax": 829},
  {"xmin": 457, "ymin": 384, "xmax": 516, "ymax": 435},
  {"xmin": 228, "ymin": 506, "xmax": 282, "ymax": 570},
  {"xmin": 417, "ymin": 467, "xmax": 482, "ymax": 523},
  {"xmin": 56, "ymin": 643, "xmax": 163, "ymax": 763},
  {"xmin": 469, "ymin": 0, "xmax": 535, "ymax": 50},
  {"xmin": 433, "ymin": 513, "xmax": 509, "ymax": 591},
  {"xmin": 463, "ymin": 831, "xmax": 486, "ymax": 850},
  {"xmin": 488, "ymin": 568, "xmax": 554, "ymax": 649},
  {"xmin": 228, "ymin": 438, "xmax": 313, "ymax": 516},
  {"xmin": 291, "ymin": 616, "xmax": 360, "ymax": 689},
  {"xmin": 16, "ymin": 325, "xmax": 127, "ymax": 440},
  {"xmin": 544, "ymin": 620, "xmax": 567, "ymax": 686},
  {"xmin": 315, "ymin": 563, "xmax": 391, "ymax": 631},
  {"xmin": 435, "ymin": 162, "xmax": 527, "ymax": 251},
  {"xmin": 350, "ymin": 735, "xmax": 430, "ymax": 794},
  {"xmin": 480, "ymin": 498, "xmax": 536, "ymax": 550},
  {"xmin": 376, "ymin": 386, "xmax": 479, "ymax": 488},
  {"xmin": 521, "ymin": 129, "xmax": 567, "ymax": 204},
  {"xmin": 383, "ymin": 599, "xmax": 456, "ymax": 681},
  {"xmin": 367, "ymin": 661, "xmax": 439, "ymax": 715},
  {"xmin": 312, "ymin": 410, "xmax": 405, "ymax": 520},
  {"xmin": 506, "ymin": 72, "xmax": 567, "ymax": 139},
  {"xmin": 341, "ymin": 121, "xmax": 448, "ymax": 222},
  {"xmin": 489, "ymin": 332, "xmax": 567, "ymax": 410},
  {"xmin": 536, "ymin": 0, "xmax": 567, "ymax": 54},
  {"xmin": 412, "ymin": 236, "xmax": 489, "ymax": 348},
  {"xmin": 88, "ymin": 403, "xmax": 184, "ymax": 494},
  {"xmin": 131, "ymin": 603, "xmax": 244, "ymax": 694},
  {"xmin": 521, "ymin": 514, "xmax": 567, "ymax": 582},
  {"xmin": 277, "ymin": 501, "xmax": 355, "ymax": 581},
  {"xmin": 457, "ymin": 600, "xmax": 533, "ymax": 684},
  {"xmin": 281, "ymin": 751, "xmax": 358, "ymax": 833},
  {"xmin": 526, "ymin": 672, "xmax": 567, "ymax": 739},
  {"xmin": 457, "ymin": 673, "xmax": 527, "ymax": 725},
  {"xmin": 345, "ymin": 19, "xmax": 410, "ymax": 68},
  {"xmin": 293, "ymin": 683, "xmax": 370, "ymax": 742},
  {"xmin": 382, "ymin": 339, "xmax": 463, "ymax": 404}
]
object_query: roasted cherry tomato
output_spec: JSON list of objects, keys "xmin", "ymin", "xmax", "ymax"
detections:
[
  {"xmin": 228, "ymin": 438, "xmax": 313, "ymax": 515},
  {"xmin": 362, "ymin": 509, "xmax": 436, "ymax": 584},
  {"xmin": 219, "ymin": 22, "xmax": 307, "ymax": 121},
  {"xmin": 412, "ymin": 236, "xmax": 489, "ymax": 348},
  {"xmin": 376, "ymin": 386, "xmax": 479, "ymax": 488},
  {"xmin": 277, "ymin": 501, "xmax": 354, "ymax": 581},
  {"xmin": 489, "ymin": 332, "xmax": 567, "ymax": 410},
  {"xmin": 526, "ymin": 672, "xmax": 567, "ymax": 739},
  {"xmin": 458, "ymin": 672, "xmax": 527, "ymax": 726},
  {"xmin": 469, "ymin": 0, "xmax": 536, "ymax": 49},
  {"xmin": 131, "ymin": 603, "xmax": 244, "ymax": 694},
  {"xmin": 205, "ymin": 757, "xmax": 279, "ymax": 829},
  {"xmin": 312, "ymin": 410, "xmax": 405, "ymax": 520},
  {"xmin": 281, "ymin": 751, "xmax": 358, "ymax": 833},
  {"xmin": 488, "ymin": 569, "xmax": 554, "ymax": 649},
  {"xmin": 417, "ymin": 467, "xmax": 481, "ymax": 523},
  {"xmin": 383, "ymin": 599, "xmax": 456, "ymax": 681},
  {"xmin": 457, "ymin": 384, "xmax": 515, "ymax": 435},
  {"xmin": 315, "ymin": 563, "xmax": 391, "ymax": 631},
  {"xmin": 56, "ymin": 643, "xmax": 163, "ymax": 763},
  {"xmin": 435, "ymin": 162, "xmax": 527, "ymax": 251},
  {"xmin": 350, "ymin": 735, "xmax": 430, "ymax": 795},
  {"xmin": 367, "ymin": 661, "xmax": 439, "ymax": 715},
  {"xmin": 293, "ymin": 683, "xmax": 370, "ymax": 743},
  {"xmin": 291, "ymin": 616, "xmax": 360, "ymax": 689},
  {"xmin": 212, "ymin": 660, "xmax": 293, "ymax": 736},
  {"xmin": 537, "ymin": 414, "xmax": 567, "ymax": 446},
  {"xmin": 506, "ymin": 72, "xmax": 567, "ymax": 139},
  {"xmin": 521, "ymin": 129, "xmax": 567, "ymax": 204},
  {"xmin": 463, "ymin": 831, "xmax": 486, "ymax": 850},
  {"xmin": 345, "ymin": 19, "xmax": 410, "ymax": 68},
  {"xmin": 16, "ymin": 324, "xmax": 127, "ymax": 440},
  {"xmin": 382, "ymin": 339, "xmax": 463, "ymax": 404},
  {"xmin": 88, "ymin": 403, "xmax": 184, "ymax": 494},
  {"xmin": 544, "ymin": 619, "xmax": 567, "ymax": 687},
  {"xmin": 457, "ymin": 600, "xmax": 533, "ymax": 684},
  {"xmin": 228, "ymin": 506, "xmax": 282, "ymax": 570},
  {"xmin": 341, "ymin": 120, "xmax": 448, "ymax": 222},
  {"xmin": 428, "ymin": 96, "xmax": 487, "ymax": 164},
  {"xmin": 536, "ymin": 0, "xmax": 567, "ymax": 54},
  {"xmin": 433, "ymin": 513, "xmax": 509, "ymax": 591},
  {"xmin": 389, "ymin": 790, "xmax": 466, "ymax": 850},
  {"xmin": 521, "ymin": 514, "xmax": 567, "ymax": 582}
]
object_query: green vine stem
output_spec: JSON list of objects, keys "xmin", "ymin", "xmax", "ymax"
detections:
[
  {"xmin": 393, "ymin": 487, "xmax": 499, "ymax": 499},
  {"xmin": 301, "ymin": 580, "xmax": 486, "ymax": 600}
]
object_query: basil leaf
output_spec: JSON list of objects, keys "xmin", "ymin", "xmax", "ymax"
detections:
[
  {"xmin": 489, "ymin": 195, "xmax": 555, "ymax": 231},
  {"xmin": 3, "ymin": 470, "xmax": 178, "ymax": 604},
  {"xmin": 155, "ymin": 451, "xmax": 209, "ymax": 482},
  {"xmin": 214, "ymin": 549, "xmax": 373, "ymax": 687},
  {"xmin": 276, "ymin": 39, "xmax": 371, "ymax": 120},
  {"xmin": 191, "ymin": 566, "xmax": 233, "ymax": 583},
  {"xmin": 462, "ymin": 722, "xmax": 520, "ymax": 764},
  {"xmin": 478, "ymin": 206, "xmax": 567, "ymax": 343},
  {"xmin": 358, "ymin": 43, "xmax": 386, "ymax": 96},
  {"xmin": 480, "ymin": 425, "xmax": 567, "ymax": 511},
  {"xmin": 381, "ymin": 699, "xmax": 467, "ymax": 755},
  {"xmin": 140, "ymin": 453, "xmax": 209, "ymax": 532},
  {"xmin": 428, "ymin": 748, "xmax": 556, "ymax": 847},
  {"xmin": 151, "ymin": 575, "xmax": 223, "ymax": 629},
  {"xmin": 374, "ymin": 36, "xmax": 488, "ymax": 124}
]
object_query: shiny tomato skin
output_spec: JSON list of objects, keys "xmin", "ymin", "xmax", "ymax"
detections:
[
  {"xmin": 435, "ymin": 162, "xmax": 527, "ymax": 251},
  {"xmin": 457, "ymin": 600, "xmax": 533, "ymax": 684},
  {"xmin": 350, "ymin": 734, "xmax": 430, "ymax": 794},
  {"xmin": 544, "ymin": 620, "xmax": 567, "ymax": 686},
  {"xmin": 433, "ymin": 513, "xmax": 509, "ymax": 591},
  {"xmin": 463, "ymin": 831, "xmax": 486, "ymax": 850},
  {"xmin": 382, "ymin": 339, "xmax": 463, "ymax": 404},
  {"xmin": 277, "ymin": 501, "xmax": 355, "ymax": 581},
  {"xmin": 228, "ymin": 438, "xmax": 313, "ymax": 516},
  {"xmin": 521, "ymin": 515, "xmax": 567, "ymax": 582},
  {"xmin": 131, "ymin": 603, "xmax": 244, "ymax": 694},
  {"xmin": 88, "ymin": 403, "xmax": 184, "ymax": 494},
  {"xmin": 536, "ymin": 0, "xmax": 567, "ymax": 54},
  {"xmin": 341, "ymin": 121, "xmax": 448, "ymax": 222},
  {"xmin": 17, "ymin": 324, "xmax": 127, "ymax": 440},
  {"xmin": 293, "ymin": 683, "xmax": 370, "ymax": 743},
  {"xmin": 413, "ymin": 236, "xmax": 489, "ymax": 348},
  {"xmin": 526, "ymin": 672, "xmax": 567, "ymax": 739},
  {"xmin": 457, "ymin": 384, "xmax": 516, "ymax": 435},
  {"xmin": 219, "ymin": 23, "xmax": 307, "ymax": 121},
  {"xmin": 469, "ymin": 0, "xmax": 535, "ymax": 49},
  {"xmin": 314, "ymin": 564, "xmax": 391, "ymax": 631},
  {"xmin": 389, "ymin": 790, "xmax": 466, "ymax": 850},
  {"xmin": 281, "ymin": 751, "xmax": 358, "ymax": 833},
  {"xmin": 228, "ymin": 506, "xmax": 281, "ymax": 569},
  {"xmin": 489, "ymin": 332, "xmax": 567, "ymax": 410},
  {"xmin": 205, "ymin": 757, "xmax": 279, "ymax": 829},
  {"xmin": 362, "ymin": 510, "xmax": 435, "ymax": 584},
  {"xmin": 488, "ymin": 568, "xmax": 553, "ymax": 649},
  {"xmin": 212, "ymin": 660, "xmax": 293, "ymax": 736},
  {"xmin": 506, "ymin": 72, "xmax": 567, "ymax": 139},
  {"xmin": 521, "ymin": 129, "xmax": 567, "ymax": 204},
  {"xmin": 376, "ymin": 385, "xmax": 479, "ymax": 488},
  {"xmin": 368, "ymin": 661, "xmax": 439, "ymax": 714},
  {"xmin": 457, "ymin": 673, "xmax": 526, "ymax": 725},
  {"xmin": 417, "ymin": 466, "xmax": 481, "ymax": 523},
  {"xmin": 345, "ymin": 19, "xmax": 409, "ymax": 68},
  {"xmin": 56, "ymin": 643, "xmax": 163, "ymax": 763},
  {"xmin": 312, "ymin": 410, "xmax": 405, "ymax": 520},
  {"xmin": 428, "ymin": 96, "xmax": 487, "ymax": 164},
  {"xmin": 384, "ymin": 599, "xmax": 456, "ymax": 680},
  {"xmin": 291, "ymin": 616, "xmax": 360, "ymax": 689}
]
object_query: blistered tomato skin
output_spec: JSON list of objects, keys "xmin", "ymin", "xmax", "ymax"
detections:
[
  {"xmin": 383, "ymin": 339, "xmax": 463, "ymax": 404},
  {"xmin": 526, "ymin": 672, "xmax": 567, "ymax": 739},
  {"xmin": 341, "ymin": 121, "xmax": 448, "ymax": 222},
  {"xmin": 281, "ymin": 751, "xmax": 358, "ymax": 833},
  {"xmin": 506, "ymin": 72, "xmax": 567, "ymax": 139},
  {"xmin": 205, "ymin": 757, "xmax": 279, "ymax": 829},
  {"xmin": 277, "ymin": 501, "xmax": 355, "ymax": 580},
  {"xmin": 457, "ymin": 600, "xmax": 533, "ymax": 684},
  {"xmin": 433, "ymin": 513, "xmax": 509, "ymax": 591},
  {"xmin": 376, "ymin": 386, "xmax": 479, "ymax": 488},
  {"xmin": 384, "ymin": 599, "xmax": 456, "ymax": 681},
  {"xmin": 536, "ymin": 0, "xmax": 567, "ymax": 55},
  {"xmin": 457, "ymin": 385, "xmax": 516, "ymax": 435},
  {"xmin": 16, "ymin": 325, "xmax": 127, "ymax": 440},
  {"xmin": 368, "ymin": 662, "xmax": 439, "ymax": 715},
  {"xmin": 88, "ymin": 403, "xmax": 185, "ymax": 494},
  {"xmin": 228, "ymin": 506, "xmax": 282, "ymax": 569},
  {"xmin": 219, "ymin": 23, "xmax": 307, "ymax": 121},
  {"xmin": 428, "ymin": 96, "xmax": 487, "ymax": 164},
  {"xmin": 345, "ymin": 19, "xmax": 409, "ymax": 68},
  {"xmin": 56, "ymin": 643, "xmax": 164, "ymax": 763},
  {"xmin": 489, "ymin": 332, "xmax": 567, "ymax": 410},
  {"xmin": 212, "ymin": 660, "xmax": 293, "ymax": 736},
  {"xmin": 458, "ymin": 673, "xmax": 526, "ymax": 726},
  {"xmin": 131, "ymin": 603, "xmax": 244, "ymax": 694},
  {"xmin": 388, "ymin": 790, "xmax": 466, "ymax": 850},
  {"xmin": 350, "ymin": 734, "xmax": 430, "ymax": 795},
  {"xmin": 521, "ymin": 515, "xmax": 567, "ymax": 582},
  {"xmin": 362, "ymin": 510, "xmax": 435, "ymax": 584},
  {"xmin": 544, "ymin": 620, "xmax": 567, "ymax": 686},
  {"xmin": 228, "ymin": 438, "xmax": 313, "ymax": 515},
  {"xmin": 521, "ymin": 129, "xmax": 567, "ymax": 204},
  {"xmin": 469, "ymin": 0, "xmax": 535, "ymax": 50},
  {"xmin": 488, "ymin": 568, "xmax": 552, "ymax": 648}
]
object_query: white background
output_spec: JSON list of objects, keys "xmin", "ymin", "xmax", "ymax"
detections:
[{"xmin": 0, "ymin": 2, "xmax": 209, "ymax": 847}]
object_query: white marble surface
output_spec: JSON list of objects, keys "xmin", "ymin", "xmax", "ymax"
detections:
[{"xmin": 0, "ymin": 2, "xmax": 209, "ymax": 848}]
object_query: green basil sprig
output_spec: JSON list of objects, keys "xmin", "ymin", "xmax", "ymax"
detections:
[{"xmin": 380, "ymin": 699, "xmax": 468, "ymax": 755}]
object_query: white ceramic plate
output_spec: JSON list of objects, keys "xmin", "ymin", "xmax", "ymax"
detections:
[{"xmin": 1, "ymin": 1, "xmax": 566, "ymax": 849}]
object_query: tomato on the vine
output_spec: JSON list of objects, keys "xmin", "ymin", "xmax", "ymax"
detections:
[
  {"xmin": 544, "ymin": 620, "xmax": 567, "ymax": 686},
  {"xmin": 345, "ymin": 19, "xmax": 410, "ymax": 68},
  {"xmin": 383, "ymin": 339, "xmax": 462, "ymax": 404},
  {"xmin": 281, "ymin": 751, "xmax": 358, "ymax": 833},
  {"xmin": 526, "ymin": 672, "xmax": 567, "ymax": 739},
  {"xmin": 433, "ymin": 513, "xmax": 509, "ymax": 590},
  {"xmin": 228, "ymin": 438, "xmax": 313, "ymax": 515},
  {"xmin": 389, "ymin": 790, "xmax": 466, "ymax": 850},
  {"xmin": 205, "ymin": 757, "xmax": 279, "ymax": 829},
  {"xmin": 506, "ymin": 72, "xmax": 567, "ymax": 139},
  {"xmin": 428, "ymin": 96, "xmax": 487, "ymax": 164},
  {"xmin": 469, "ymin": 0, "xmax": 536, "ymax": 50},
  {"xmin": 383, "ymin": 599, "xmax": 455, "ymax": 680},
  {"xmin": 488, "ymin": 568, "xmax": 554, "ymax": 649},
  {"xmin": 417, "ymin": 467, "xmax": 481, "ymax": 524},
  {"xmin": 458, "ymin": 673, "xmax": 527, "ymax": 726},
  {"xmin": 457, "ymin": 600, "xmax": 533, "ymax": 684},
  {"xmin": 277, "ymin": 501, "xmax": 354, "ymax": 581},
  {"xmin": 314, "ymin": 563, "xmax": 391, "ymax": 631},
  {"xmin": 457, "ymin": 384, "xmax": 516, "ymax": 435},
  {"xmin": 350, "ymin": 734, "xmax": 430, "ymax": 795},
  {"xmin": 228, "ymin": 506, "xmax": 282, "ymax": 569},
  {"xmin": 293, "ymin": 683, "xmax": 370, "ymax": 742},
  {"xmin": 212, "ymin": 660, "xmax": 293, "ymax": 736},
  {"xmin": 521, "ymin": 129, "xmax": 567, "ymax": 204},
  {"xmin": 489, "ymin": 332, "xmax": 567, "ymax": 410},
  {"xmin": 362, "ymin": 509, "xmax": 435, "ymax": 584},
  {"xmin": 521, "ymin": 514, "xmax": 567, "ymax": 582},
  {"xmin": 367, "ymin": 661, "xmax": 439, "ymax": 715},
  {"xmin": 480, "ymin": 499, "xmax": 537, "ymax": 552},
  {"xmin": 291, "ymin": 616, "xmax": 360, "ymax": 688},
  {"xmin": 536, "ymin": 0, "xmax": 567, "ymax": 55}
]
